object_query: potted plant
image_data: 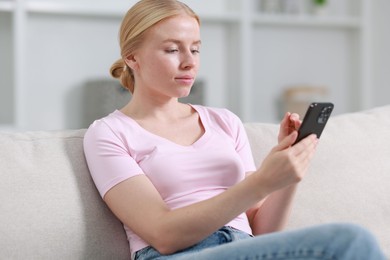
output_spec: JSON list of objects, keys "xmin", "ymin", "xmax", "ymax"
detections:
[{"xmin": 312, "ymin": 0, "xmax": 329, "ymax": 16}]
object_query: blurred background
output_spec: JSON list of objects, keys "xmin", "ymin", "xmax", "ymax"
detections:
[{"xmin": 0, "ymin": 0, "xmax": 389, "ymax": 131}]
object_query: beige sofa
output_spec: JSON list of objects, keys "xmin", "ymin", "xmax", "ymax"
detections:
[{"xmin": 1, "ymin": 105, "xmax": 389, "ymax": 259}]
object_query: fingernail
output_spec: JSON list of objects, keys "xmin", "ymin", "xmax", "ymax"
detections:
[{"xmin": 292, "ymin": 115, "xmax": 300, "ymax": 122}]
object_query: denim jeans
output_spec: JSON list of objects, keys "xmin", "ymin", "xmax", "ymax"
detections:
[{"xmin": 134, "ymin": 223, "xmax": 386, "ymax": 260}]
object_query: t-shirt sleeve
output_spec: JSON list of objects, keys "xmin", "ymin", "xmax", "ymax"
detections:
[
  {"xmin": 219, "ymin": 109, "xmax": 257, "ymax": 173},
  {"xmin": 233, "ymin": 115, "xmax": 257, "ymax": 173},
  {"xmin": 83, "ymin": 120, "xmax": 143, "ymax": 198}
]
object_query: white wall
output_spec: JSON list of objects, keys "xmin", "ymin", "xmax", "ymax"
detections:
[
  {"xmin": 21, "ymin": 14, "xmax": 231, "ymax": 130},
  {"xmin": 372, "ymin": 0, "xmax": 390, "ymax": 107},
  {"xmin": 24, "ymin": 14, "xmax": 121, "ymax": 130},
  {"xmin": 1, "ymin": 0, "xmax": 389, "ymax": 130},
  {"xmin": 0, "ymin": 13, "xmax": 14, "ymax": 124},
  {"xmin": 251, "ymin": 27, "xmax": 355, "ymax": 122}
]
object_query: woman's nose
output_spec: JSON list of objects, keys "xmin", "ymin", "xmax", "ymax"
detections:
[{"xmin": 181, "ymin": 51, "xmax": 197, "ymax": 69}]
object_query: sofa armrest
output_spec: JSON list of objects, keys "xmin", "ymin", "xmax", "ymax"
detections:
[{"xmin": 0, "ymin": 130, "xmax": 131, "ymax": 259}]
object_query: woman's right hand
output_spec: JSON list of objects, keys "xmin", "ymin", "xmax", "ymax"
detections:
[{"xmin": 255, "ymin": 131, "xmax": 318, "ymax": 194}]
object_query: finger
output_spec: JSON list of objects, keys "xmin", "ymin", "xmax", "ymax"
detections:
[
  {"xmin": 289, "ymin": 113, "xmax": 299, "ymax": 122},
  {"xmin": 296, "ymin": 139, "xmax": 318, "ymax": 163},
  {"xmin": 292, "ymin": 134, "xmax": 318, "ymax": 156},
  {"xmin": 278, "ymin": 112, "xmax": 292, "ymax": 142},
  {"xmin": 273, "ymin": 131, "xmax": 298, "ymax": 152},
  {"xmin": 296, "ymin": 146, "xmax": 318, "ymax": 173},
  {"xmin": 279, "ymin": 112, "xmax": 291, "ymax": 133},
  {"xmin": 289, "ymin": 113, "xmax": 301, "ymax": 131},
  {"xmin": 290, "ymin": 139, "xmax": 318, "ymax": 176}
]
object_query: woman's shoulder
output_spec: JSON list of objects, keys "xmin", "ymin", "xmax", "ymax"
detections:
[{"xmin": 84, "ymin": 110, "xmax": 136, "ymax": 143}]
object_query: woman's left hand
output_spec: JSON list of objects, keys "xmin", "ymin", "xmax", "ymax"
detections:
[{"xmin": 278, "ymin": 112, "xmax": 301, "ymax": 144}]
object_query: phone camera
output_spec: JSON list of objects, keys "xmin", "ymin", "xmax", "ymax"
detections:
[{"xmin": 317, "ymin": 106, "xmax": 332, "ymax": 124}]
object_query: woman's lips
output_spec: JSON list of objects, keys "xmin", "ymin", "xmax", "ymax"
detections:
[{"xmin": 175, "ymin": 76, "xmax": 194, "ymax": 85}]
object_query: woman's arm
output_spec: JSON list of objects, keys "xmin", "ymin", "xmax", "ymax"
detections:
[
  {"xmin": 246, "ymin": 184, "xmax": 298, "ymax": 235},
  {"xmin": 104, "ymin": 167, "xmax": 266, "ymax": 255},
  {"xmin": 104, "ymin": 130, "xmax": 317, "ymax": 255},
  {"xmin": 247, "ymin": 112, "xmax": 316, "ymax": 235}
]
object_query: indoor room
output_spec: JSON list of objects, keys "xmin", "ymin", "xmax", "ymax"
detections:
[{"xmin": 1, "ymin": 1, "xmax": 389, "ymax": 259}]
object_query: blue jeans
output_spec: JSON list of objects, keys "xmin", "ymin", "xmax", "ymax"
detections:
[{"xmin": 135, "ymin": 223, "xmax": 386, "ymax": 260}]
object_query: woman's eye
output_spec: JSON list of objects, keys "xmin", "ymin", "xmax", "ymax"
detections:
[
  {"xmin": 166, "ymin": 49, "xmax": 178, "ymax": 53},
  {"xmin": 165, "ymin": 48, "xmax": 200, "ymax": 54}
]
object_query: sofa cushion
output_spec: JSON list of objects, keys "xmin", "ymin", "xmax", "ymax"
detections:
[
  {"xmin": 245, "ymin": 105, "xmax": 390, "ymax": 256},
  {"xmin": 0, "ymin": 130, "xmax": 130, "ymax": 259}
]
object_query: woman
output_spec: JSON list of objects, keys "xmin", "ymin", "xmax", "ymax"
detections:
[{"xmin": 83, "ymin": 0, "xmax": 386, "ymax": 259}]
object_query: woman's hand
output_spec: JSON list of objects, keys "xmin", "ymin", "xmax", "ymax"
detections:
[
  {"xmin": 278, "ymin": 112, "xmax": 301, "ymax": 144},
  {"xmin": 256, "ymin": 131, "xmax": 318, "ymax": 195}
]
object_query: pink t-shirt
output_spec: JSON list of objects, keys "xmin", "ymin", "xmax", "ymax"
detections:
[{"xmin": 83, "ymin": 105, "xmax": 257, "ymax": 256}]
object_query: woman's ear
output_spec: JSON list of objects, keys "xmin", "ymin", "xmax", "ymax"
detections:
[{"xmin": 125, "ymin": 55, "xmax": 138, "ymax": 71}]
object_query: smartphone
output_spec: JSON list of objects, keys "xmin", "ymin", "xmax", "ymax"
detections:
[{"xmin": 293, "ymin": 102, "xmax": 334, "ymax": 145}]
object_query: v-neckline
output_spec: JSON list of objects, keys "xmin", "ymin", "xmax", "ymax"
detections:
[{"xmin": 115, "ymin": 104, "xmax": 210, "ymax": 149}]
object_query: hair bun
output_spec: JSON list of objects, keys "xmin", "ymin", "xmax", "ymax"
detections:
[
  {"xmin": 110, "ymin": 58, "xmax": 134, "ymax": 93},
  {"xmin": 110, "ymin": 58, "xmax": 125, "ymax": 79}
]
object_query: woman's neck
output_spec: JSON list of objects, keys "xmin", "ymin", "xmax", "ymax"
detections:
[{"xmin": 120, "ymin": 93, "xmax": 192, "ymax": 123}]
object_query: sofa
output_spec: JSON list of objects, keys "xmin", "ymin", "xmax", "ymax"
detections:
[{"xmin": 1, "ymin": 105, "xmax": 389, "ymax": 259}]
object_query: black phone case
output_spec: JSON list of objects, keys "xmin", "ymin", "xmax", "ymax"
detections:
[{"xmin": 293, "ymin": 102, "xmax": 334, "ymax": 145}]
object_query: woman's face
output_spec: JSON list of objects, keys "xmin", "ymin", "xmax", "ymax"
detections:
[{"xmin": 128, "ymin": 14, "xmax": 201, "ymax": 100}]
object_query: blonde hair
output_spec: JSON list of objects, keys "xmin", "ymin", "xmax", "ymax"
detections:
[{"xmin": 110, "ymin": 0, "xmax": 200, "ymax": 93}]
